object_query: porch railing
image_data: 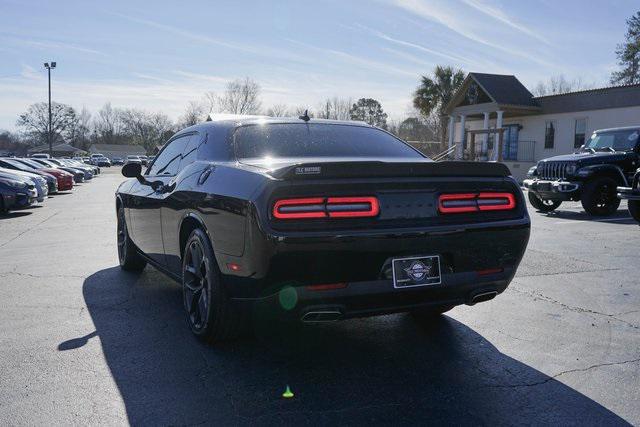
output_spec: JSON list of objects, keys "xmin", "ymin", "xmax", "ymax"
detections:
[
  {"xmin": 462, "ymin": 139, "xmax": 536, "ymax": 162},
  {"xmin": 513, "ymin": 140, "xmax": 536, "ymax": 162}
]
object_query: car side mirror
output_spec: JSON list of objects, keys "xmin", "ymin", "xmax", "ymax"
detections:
[{"xmin": 122, "ymin": 162, "xmax": 142, "ymax": 178}]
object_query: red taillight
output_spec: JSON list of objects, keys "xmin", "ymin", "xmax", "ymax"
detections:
[
  {"xmin": 272, "ymin": 196, "xmax": 379, "ymax": 219},
  {"xmin": 476, "ymin": 268, "xmax": 504, "ymax": 276},
  {"xmin": 438, "ymin": 192, "xmax": 516, "ymax": 214},
  {"xmin": 227, "ymin": 263, "xmax": 241, "ymax": 272},
  {"xmin": 305, "ymin": 282, "xmax": 348, "ymax": 291},
  {"xmin": 477, "ymin": 193, "xmax": 516, "ymax": 211},
  {"xmin": 273, "ymin": 197, "xmax": 326, "ymax": 219}
]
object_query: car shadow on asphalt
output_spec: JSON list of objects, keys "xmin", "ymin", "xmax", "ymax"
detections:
[
  {"xmin": 73, "ymin": 266, "xmax": 630, "ymax": 425},
  {"xmin": 537, "ymin": 208, "xmax": 636, "ymax": 224},
  {"xmin": 0, "ymin": 211, "xmax": 32, "ymax": 219}
]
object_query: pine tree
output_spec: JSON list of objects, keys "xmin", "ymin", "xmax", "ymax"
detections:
[{"xmin": 610, "ymin": 11, "xmax": 640, "ymax": 85}]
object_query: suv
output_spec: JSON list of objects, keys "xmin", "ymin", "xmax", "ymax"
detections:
[{"xmin": 524, "ymin": 126, "xmax": 640, "ymax": 216}]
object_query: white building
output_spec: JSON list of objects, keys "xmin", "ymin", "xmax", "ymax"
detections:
[{"xmin": 445, "ymin": 73, "xmax": 640, "ymax": 181}]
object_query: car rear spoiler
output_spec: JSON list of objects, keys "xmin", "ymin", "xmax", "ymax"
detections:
[{"xmin": 267, "ymin": 161, "xmax": 512, "ymax": 180}]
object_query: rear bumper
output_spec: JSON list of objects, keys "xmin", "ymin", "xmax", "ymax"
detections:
[
  {"xmin": 523, "ymin": 179, "xmax": 581, "ymax": 200},
  {"xmin": 617, "ymin": 186, "xmax": 640, "ymax": 201},
  {"xmin": 219, "ymin": 217, "xmax": 530, "ymax": 308},
  {"xmin": 57, "ymin": 177, "xmax": 74, "ymax": 191},
  {"xmin": 242, "ymin": 267, "xmax": 513, "ymax": 321}
]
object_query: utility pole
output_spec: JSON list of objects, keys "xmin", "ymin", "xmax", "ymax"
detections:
[{"xmin": 44, "ymin": 62, "xmax": 56, "ymax": 157}]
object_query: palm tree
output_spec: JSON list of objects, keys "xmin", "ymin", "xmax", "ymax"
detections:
[{"xmin": 413, "ymin": 66, "xmax": 465, "ymax": 147}]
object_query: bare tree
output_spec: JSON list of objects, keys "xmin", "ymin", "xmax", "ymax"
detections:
[
  {"xmin": 93, "ymin": 102, "xmax": 125, "ymax": 144},
  {"xmin": 16, "ymin": 102, "xmax": 77, "ymax": 146},
  {"xmin": 121, "ymin": 109, "xmax": 174, "ymax": 153},
  {"xmin": 68, "ymin": 107, "xmax": 92, "ymax": 149},
  {"xmin": 179, "ymin": 101, "xmax": 207, "ymax": 127},
  {"xmin": 317, "ymin": 97, "xmax": 352, "ymax": 120},
  {"xmin": 532, "ymin": 75, "xmax": 594, "ymax": 96},
  {"xmin": 266, "ymin": 104, "xmax": 289, "ymax": 117},
  {"xmin": 203, "ymin": 91, "xmax": 218, "ymax": 115},
  {"xmin": 217, "ymin": 77, "xmax": 262, "ymax": 114},
  {"xmin": 0, "ymin": 130, "xmax": 26, "ymax": 155}
]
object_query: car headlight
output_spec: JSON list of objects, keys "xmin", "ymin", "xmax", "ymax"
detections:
[
  {"xmin": 10, "ymin": 181, "xmax": 27, "ymax": 190},
  {"xmin": 536, "ymin": 163, "xmax": 543, "ymax": 174},
  {"xmin": 527, "ymin": 166, "xmax": 537, "ymax": 177},
  {"xmin": 565, "ymin": 164, "xmax": 577, "ymax": 176}
]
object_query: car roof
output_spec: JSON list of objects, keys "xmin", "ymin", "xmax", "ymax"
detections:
[
  {"xmin": 594, "ymin": 125, "xmax": 640, "ymax": 133},
  {"xmin": 180, "ymin": 114, "xmax": 372, "ymax": 133}
]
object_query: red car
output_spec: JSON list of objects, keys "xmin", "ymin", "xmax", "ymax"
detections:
[{"xmin": 14, "ymin": 158, "xmax": 74, "ymax": 191}]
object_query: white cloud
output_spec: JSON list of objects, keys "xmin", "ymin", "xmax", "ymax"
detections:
[
  {"xmin": 114, "ymin": 13, "xmax": 313, "ymax": 66},
  {"xmin": 388, "ymin": 0, "xmax": 555, "ymax": 68},
  {"xmin": 353, "ymin": 23, "xmax": 468, "ymax": 64},
  {"xmin": 461, "ymin": 0, "xmax": 549, "ymax": 44}
]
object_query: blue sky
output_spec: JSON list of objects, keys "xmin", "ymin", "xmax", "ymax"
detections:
[{"xmin": 0, "ymin": 0, "xmax": 636, "ymax": 130}]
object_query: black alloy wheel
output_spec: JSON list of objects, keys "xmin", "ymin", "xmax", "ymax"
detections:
[
  {"xmin": 581, "ymin": 177, "xmax": 621, "ymax": 216},
  {"xmin": 181, "ymin": 228, "xmax": 246, "ymax": 344},
  {"xmin": 117, "ymin": 206, "xmax": 146, "ymax": 272},
  {"xmin": 183, "ymin": 237, "xmax": 210, "ymax": 331}
]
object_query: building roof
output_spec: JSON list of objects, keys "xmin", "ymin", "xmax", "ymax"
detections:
[
  {"xmin": 445, "ymin": 73, "xmax": 540, "ymax": 115},
  {"xmin": 532, "ymin": 83, "xmax": 640, "ymax": 114},
  {"xmin": 89, "ymin": 144, "xmax": 147, "ymax": 154},
  {"xmin": 470, "ymin": 73, "xmax": 538, "ymax": 107},
  {"xmin": 446, "ymin": 73, "xmax": 640, "ymax": 116},
  {"xmin": 28, "ymin": 143, "xmax": 85, "ymax": 153}
]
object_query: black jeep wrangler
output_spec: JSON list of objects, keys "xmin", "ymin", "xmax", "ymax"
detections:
[
  {"xmin": 524, "ymin": 126, "xmax": 640, "ymax": 216},
  {"xmin": 617, "ymin": 167, "xmax": 640, "ymax": 223}
]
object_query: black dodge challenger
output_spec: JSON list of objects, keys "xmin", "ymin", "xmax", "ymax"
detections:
[{"xmin": 115, "ymin": 116, "xmax": 530, "ymax": 344}]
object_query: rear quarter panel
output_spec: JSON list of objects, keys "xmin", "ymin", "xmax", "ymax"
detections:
[{"xmin": 162, "ymin": 162, "xmax": 269, "ymax": 274}]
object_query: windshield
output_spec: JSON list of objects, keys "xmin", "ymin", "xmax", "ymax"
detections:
[
  {"xmin": 18, "ymin": 158, "xmax": 46, "ymax": 169},
  {"xmin": 584, "ymin": 129, "xmax": 639, "ymax": 152},
  {"xmin": 234, "ymin": 123, "xmax": 424, "ymax": 160}
]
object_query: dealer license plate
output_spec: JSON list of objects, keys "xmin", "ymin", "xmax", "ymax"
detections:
[{"xmin": 392, "ymin": 255, "xmax": 441, "ymax": 288}]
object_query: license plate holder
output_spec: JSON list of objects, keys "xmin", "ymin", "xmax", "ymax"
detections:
[{"xmin": 392, "ymin": 255, "xmax": 441, "ymax": 288}]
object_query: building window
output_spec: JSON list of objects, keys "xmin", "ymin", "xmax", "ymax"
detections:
[
  {"xmin": 574, "ymin": 118, "xmax": 587, "ymax": 148},
  {"xmin": 544, "ymin": 121, "xmax": 555, "ymax": 149}
]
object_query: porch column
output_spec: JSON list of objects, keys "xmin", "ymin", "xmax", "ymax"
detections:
[
  {"xmin": 457, "ymin": 114, "xmax": 466, "ymax": 160},
  {"xmin": 494, "ymin": 110, "xmax": 504, "ymax": 161},
  {"xmin": 482, "ymin": 112, "xmax": 490, "ymax": 159},
  {"xmin": 448, "ymin": 115, "xmax": 455, "ymax": 151}
]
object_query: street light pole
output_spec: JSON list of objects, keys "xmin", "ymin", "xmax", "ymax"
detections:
[{"xmin": 44, "ymin": 61, "xmax": 56, "ymax": 157}]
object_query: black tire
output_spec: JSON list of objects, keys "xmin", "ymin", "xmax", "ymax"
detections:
[
  {"xmin": 581, "ymin": 177, "xmax": 621, "ymax": 216},
  {"xmin": 528, "ymin": 191, "xmax": 561, "ymax": 212},
  {"xmin": 629, "ymin": 200, "xmax": 640, "ymax": 223},
  {"xmin": 410, "ymin": 304, "xmax": 454, "ymax": 324},
  {"xmin": 117, "ymin": 206, "xmax": 147, "ymax": 272},
  {"xmin": 182, "ymin": 228, "xmax": 246, "ymax": 344}
]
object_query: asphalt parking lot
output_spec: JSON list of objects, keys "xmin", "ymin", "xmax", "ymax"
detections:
[{"xmin": 0, "ymin": 168, "xmax": 638, "ymax": 426}]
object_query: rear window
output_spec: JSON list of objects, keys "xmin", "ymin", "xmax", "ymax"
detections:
[{"xmin": 234, "ymin": 123, "xmax": 423, "ymax": 159}]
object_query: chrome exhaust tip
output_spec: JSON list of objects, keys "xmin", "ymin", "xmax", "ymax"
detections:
[
  {"xmin": 468, "ymin": 291, "xmax": 498, "ymax": 305},
  {"xmin": 301, "ymin": 310, "xmax": 343, "ymax": 323}
]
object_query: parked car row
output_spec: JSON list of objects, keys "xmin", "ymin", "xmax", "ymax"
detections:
[{"xmin": 0, "ymin": 157, "xmax": 101, "ymax": 214}]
